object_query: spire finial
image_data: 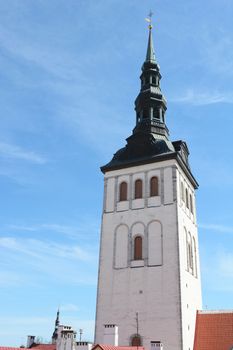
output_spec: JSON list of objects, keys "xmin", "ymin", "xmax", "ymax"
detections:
[
  {"xmin": 145, "ymin": 11, "xmax": 156, "ymax": 63},
  {"xmin": 145, "ymin": 10, "xmax": 153, "ymax": 30}
]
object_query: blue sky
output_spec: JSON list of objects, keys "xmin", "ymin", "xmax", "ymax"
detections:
[{"xmin": 0, "ymin": 0, "xmax": 233, "ymax": 346}]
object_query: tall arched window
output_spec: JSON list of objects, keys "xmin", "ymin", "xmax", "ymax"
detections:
[
  {"xmin": 185, "ymin": 188, "xmax": 189, "ymax": 209},
  {"xmin": 119, "ymin": 182, "xmax": 127, "ymax": 201},
  {"xmin": 187, "ymin": 233, "xmax": 193, "ymax": 272},
  {"xmin": 135, "ymin": 179, "xmax": 143, "ymax": 199},
  {"xmin": 181, "ymin": 182, "xmax": 185, "ymax": 202},
  {"xmin": 193, "ymin": 237, "xmax": 197, "ymax": 277},
  {"xmin": 150, "ymin": 176, "xmax": 159, "ymax": 197},
  {"xmin": 131, "ymin": 335, "xmax": 141, "ymax": 346},
  {"xmin": 134, "ymin": 236, "xmax": 142, "ymax": 260},
  {"xmin": 190, "ymin": 194, "xmax": 193, "ymax": 214}
]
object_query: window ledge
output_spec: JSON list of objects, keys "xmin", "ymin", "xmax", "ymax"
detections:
[{"xmin": 131, "ymin": 260, "xmax": 144, "ymax": 268}]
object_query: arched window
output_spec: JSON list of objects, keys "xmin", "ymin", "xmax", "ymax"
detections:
[
  {"xmin": 119, "ymin": 182, "xmax": 127, "ymax": 201},
  {"xmin": 135, "ymin": 179, "xmax": 143, "ymax": 199},
  {"xmin": 134, "ymin": 236, "xmax": 142, "ymax": 260},
  {"xmin": 193, "ymin": 237, "xmax": 197, "ymax": 277},
  {"xmin": 181, "ymin": 182, "xmax": 185, "ymax": 202},
  {"xmin": 131, "ymin": 335, "xmax": 141, "ymax": 346},
  {"xmin": 150, "ymin": 176, "xmax": 159, "ymax": 197},
  {"xmin": 190, "ymin": 194, "xmax": 193, "ymax": 214},
  {"xmin": 185, "ymin": 188, "xmax": 189, "ymax": 208},
  {"xmin": 187, "ymin": 233, "xmax": 193, "ymax": 272},
  {"xmin": 152, "ymin": 76, "xmax": 156, "ymax": 84}
]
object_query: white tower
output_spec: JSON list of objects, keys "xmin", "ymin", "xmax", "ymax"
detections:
[{"xmin": 95, "ymin": 25, "xmax": 202, "ymax": 350}]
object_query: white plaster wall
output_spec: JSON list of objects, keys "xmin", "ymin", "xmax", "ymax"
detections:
[
  {"xmin": 95, "ymin": 160, "xmax": 202, "ymax": 350},
  {"xmin": 176, "ymin": 169, "xmax": 202, "ymax": 350},
  {"xmin": 115, "ymin": 224, "xmax": 128, "ymax": 269}
]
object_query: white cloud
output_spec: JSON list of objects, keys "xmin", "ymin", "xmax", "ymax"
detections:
[
  {"xmin": 0, "ymin": 237, "xmax": 98, "ymax": 287},
  {"xmin": 0, "ymin": 237, "xmax": 92, "ymax": 262},
  {"xmin": 170, "ymin": 89, "xmax": 233, "ymax": 105},
  {"xmin": 219, "ymin": 252, "xmax": 233, "ymax": 278},
  {"xmin": 0, "ymin": 271, "xmax": 25, "ymax": 287},
  {"xmin": 5, "ymin": 221, "xmax": 99, "ymax": 240},
  {"xmin": 60, "ymin": 304, "xmax": 79, "ymax": 312},
  {"xmin": 0, "ymin": 142, "xmax": 47, "ymax": 164},
  {"xmin": 199, "ymin": 223, "xmax": 233, "ymax": 234}
]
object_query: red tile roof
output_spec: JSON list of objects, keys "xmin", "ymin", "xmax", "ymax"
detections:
[
  {"xmin": 93, "ymin": 345, "xmax": 145, "ymax": 350},
  {"xmin": 30, "ymin": 345, "xmax": 55, "ymax": 350},
  {"xmin": 0, "ymin": 348, "xmax": 24, "ymax": 350},
  {"xmin": 193, "ymin": 310, "xmax": 233, "ymax": 350},
  {"xmin": 0, "ymin": 345, "xmax": 55, "ymax": 350}
]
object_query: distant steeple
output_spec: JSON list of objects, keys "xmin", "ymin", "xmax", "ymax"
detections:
[
  {"xmin": 52, "ymin": 309, "xmax": 60, "ymax": 344},
  {"xmin": 55, "ymin": 309, "xmax": 60, "ymax": 326}
]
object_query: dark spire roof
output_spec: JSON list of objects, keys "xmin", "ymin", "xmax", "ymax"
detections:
[
  {"xmin": 146, "ymin": 27, "xmax": 156, "ymax": 63},
  {"xmin": 101, "ymin": 24, "xmax": 197, "ymax": 187},
  {"xmin": 52, "ymin": 309, "xmax": 60, "ymax": 344},
  {"xmin": 55, "ymin": 309, "xmax": 60, "ymax": 326}
]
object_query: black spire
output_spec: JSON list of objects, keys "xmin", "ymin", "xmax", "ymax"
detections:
[
  {"xmin": 52, "ymin": 309, "xmax": 60, "ymax": 344},
  {"xmin": 134, "ymin": 25, "xmax": 168, "ymax": 139},
  {"xmin": 101, "ymin": 22, "xmax": 197, "ymax": 189}
]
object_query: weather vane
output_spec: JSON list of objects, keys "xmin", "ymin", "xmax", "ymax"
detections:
[{"xmin": 145, "ymin": 10, "xmax": 153, "ymax": 30}]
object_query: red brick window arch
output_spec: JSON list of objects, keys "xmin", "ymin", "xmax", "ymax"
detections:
[
  {"xmin": 134, "ymin": 236, "xmax": 142, "ymax": 260},
  {"xmin": 150, "ymin": 176, "xmax": 159, "ymax": 197},
  {"xmin": 135, "ymin": 179, "xmax": 143, "ymax": 199},
  {"xmin": 119, "ymin": 182, "xmax": 127, "ymax": 201}
]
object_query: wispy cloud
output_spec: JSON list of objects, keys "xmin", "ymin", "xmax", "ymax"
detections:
[
  {"xmin": 0, "ymin": 237, "xmax": 98, "ymax": 287},
  {"xmin": 201, "ymin": 30, "xmax": 233, "ymax": 77},
  {"xmin": 0, "ymin": 142, "xmax": 47, "ymax": 164},
  {"xmin": 0, "ymin": 237, "xmax": 92, "ymax": 262},
  {"xmin": 60, "ymin": 304, "xmax": 79, "ymax": 312},
  {"xmin": 199, "ymin": 223, "xmax": 233, "ymax": 234},
  {"xmin": 170, "ymin": 89, "xmax": 233, "ymax": 105},
  {"xmin": 4, "ymin": 221, "xmax": 100, "ymax": 240},
  {"xmin": 0, "ymin": 271, "xmax": 25, "ymax": 287}
]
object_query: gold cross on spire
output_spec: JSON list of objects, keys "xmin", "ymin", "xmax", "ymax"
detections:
[{"xmin": 145, "ymin": 10, "xmax": 154, "ymax": 30}]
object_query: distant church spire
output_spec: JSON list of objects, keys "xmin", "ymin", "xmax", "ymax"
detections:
[{"xmin": 52, "ymin": 309, "xmax": 60, "ymax": 344}]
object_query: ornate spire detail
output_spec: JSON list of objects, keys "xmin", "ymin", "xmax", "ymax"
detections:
[{"xmin": 133, "ymin": 22, "xmax": 168, "ymax": 139}]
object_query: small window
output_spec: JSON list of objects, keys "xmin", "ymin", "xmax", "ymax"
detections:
[
  {"xmin": 134, "ymin": 236, "xmax": 142, "ymax": 260},
  {"xmin": 150, "ymin": 177, "xmax": 159, "ymax": 197},
  {"xmin": 131, "ymin": 335, "xmax": 141, "ymax": 346},
  {"xmin": 153, "ymin": 107, "xmax": 160, "ymax": 120},
  {"xmin": 152, "ymin": 76, "xmax": 156, "ymax": 84},
  {"xmin": 135, "ymin": 179, "xmax": 143, "ymax": 199},
  {"xmin": 119, "ymin": 182, "xmax": 127, "ymax": 201},
  {"xmin": 190, "ymin": 194, "xmax": 193, "ymax": 214},
  {"xmin": 185, "ymin": 189, "xmax": 189, "ymax": 209}
]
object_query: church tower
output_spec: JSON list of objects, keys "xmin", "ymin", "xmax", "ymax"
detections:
[{"xmin": 95, "ymin": 23, "xmax": 202, "ymax": 350}]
